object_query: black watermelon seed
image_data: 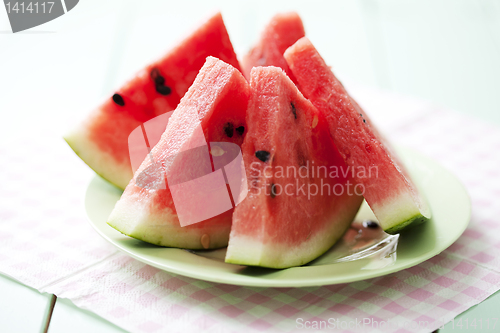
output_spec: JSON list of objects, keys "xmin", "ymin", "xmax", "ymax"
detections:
[
  {"xmin": 297, "ymin": 152, "xmax": 306, "ymax": 167},
  {"xmin": 363, "ymin": 220, "xmax": 379, "ymax": 229},
  {"xmin": 223, "ymin": 123, "xmax": 234, "ymax": 138},
  {"xmin": 156, "ymin": 85, "xmax": 171, "ymax": 95},
  {"xmin": 363, "ymin": 119, "xmax": 366, "ymax": 123},
  {"xmin": 235, "ymin": 126, "xmax": 245, "ymax": 135},
  {"xmin": 291, "ymin": 102, "xmax": 297, "ymax": 119},
  {"xmin": 150, "ymin": 68, "xmax": 165, "ymax": 86},
  {"xmin": 112, "ymin": 93, "xmax": 125, "ymax": 106},
  {"xmin": 270, "ymin": 183, "xmax": 277, "ymax": 198},
  {"xmin": 296, "ymin": 143, "xmax": 307, "ymax": 167},
  {"xmin": 155, "ymin": 76, "xmax": 165, "ymax": 86},
  {"xmin": 255, "ymin": 150, "xmax": 270, "ymax": 162}
]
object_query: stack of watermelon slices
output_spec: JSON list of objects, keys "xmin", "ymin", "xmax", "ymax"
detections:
[{"xmin": 66, "ymin": 12, "xmax": 430, "ymax": 268}]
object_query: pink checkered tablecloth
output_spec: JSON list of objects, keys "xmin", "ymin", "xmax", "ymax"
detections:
[{"xmin": 0, "ymin": 86, "xmax": 499, "ymax": 333}]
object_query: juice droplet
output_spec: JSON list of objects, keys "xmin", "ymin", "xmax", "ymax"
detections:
[
  {"xmin": 201, "ymin": 234, "xmax": 210, "ymax": 249},
  {"xmin": 312, "ymin": 115, "xmax": 318, "ymax": 128},
  {"xmin": 210, "ymin": 146, "xmax": 225, "ymax": 157}
]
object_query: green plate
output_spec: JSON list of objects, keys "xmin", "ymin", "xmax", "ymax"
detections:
[{"xmin": 85, "ymin": 147, "xmax": 470, "ymax": 287}]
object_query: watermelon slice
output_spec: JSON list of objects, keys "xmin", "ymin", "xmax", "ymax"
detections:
[
  {"xmin": 241, "ymin": 12, "xmax": 305, "ymax": 83},
  {"xmin": 107, "ymin": 57, "xmax": 250, "ymax": 249},
  {"xmin": 225, "ymin": 66, "xmax": 363, "ymax": 268},
  {"xmin": 64, "ymin": 13, "xmax": 241, "ymax": 189},
  {"xmin": 284, "ymin": 38, "xmax": 431, "ymax": 234}
]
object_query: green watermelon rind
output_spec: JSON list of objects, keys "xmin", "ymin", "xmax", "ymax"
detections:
[
  {"xmin": 370, "ymin": 188, "xmax": 431, "ymax": 234},
  {"xmin": 224, "ymin": 239, "xmax": 337, "ymax": 269},
  {"xmin": 366, "ymin": 154, "xmax": 432, "ymax": 234},
  {"xmin": 63, "ymin": 127, "xmax": 131, "ymax": 191},
  {"xmin": 225, "ymin": 212, "xmax": 357, "ymax": 269},
  {"xmin": 106, "ymin": 195, "xmax": 231, "ymax": 250},
  {"xmin": 63, "ymin": 135, "xmax": 123, "ymax": 190},
  {"xmin": 106, "ymin": 222, "xmax": 230, "ymax": 250},
  {"xmin": 384, "ymin": 213, "xmax": 428, "ymax": 235},
  {"xmin": 63, "ymin": 137, "xmax": 124, "ymax": 190}
]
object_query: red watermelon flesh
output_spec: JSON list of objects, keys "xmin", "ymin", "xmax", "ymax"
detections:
[
  {"xmin": 241, "ymin": 12, "xmax": 305, "ymax": 83},
  {"xmin": 284, "ymin": 37, "xmax": 431, "ymax": 234},
  {"xmin": 225, "ymin": 66, "xmax": 363, "ymax": 268},
  {"xmin": 64, "ymin": 13, "xmax": 242, "ymax": 189},
  {"xmin": 107, "ymin": 57, "xmax": 250, "ymax": 249}
]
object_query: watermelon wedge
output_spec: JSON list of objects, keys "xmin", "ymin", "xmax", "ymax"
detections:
[
  {"xmin": 64, "ymin": 13, "xmax": 241, "ymax": 189},
  {"xmin": 225, "ymin": 66, "xmax": 363, "ymax": 268},
  {"xmin": 284, "ymin": 37, "xmax": 431, "ymax": 234},
  {"xmin": 241, "ymin": 12, "xmax": 305, "ymax": 83},
  {"xmin": 107, "ymin": 57, "xmax": 250, "ymax": 249}
]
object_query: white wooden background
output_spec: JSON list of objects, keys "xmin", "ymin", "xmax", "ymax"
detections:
[{"xmin": 0, "ymin": 0, "xmax": 499, "ymax": 332}]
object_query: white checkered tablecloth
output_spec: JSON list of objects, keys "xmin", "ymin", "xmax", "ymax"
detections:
[{"xmin": 0, "ymin": 87, "xmax": 499, "ymax": 333}]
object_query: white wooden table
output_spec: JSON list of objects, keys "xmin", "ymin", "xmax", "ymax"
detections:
[{"xmin": 1, "ymin": 1, "xmax": 499, "ymax": 331}]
